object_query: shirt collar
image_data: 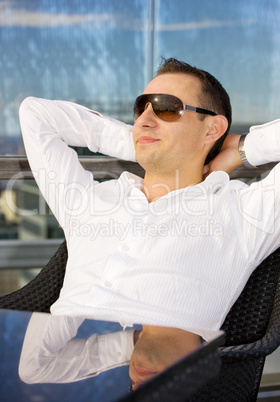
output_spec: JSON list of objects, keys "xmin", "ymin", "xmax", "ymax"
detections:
[
  {"xmin": 118, "ymin": 170, "xmax": 230, "ymax": 200},
  {"xmin": 119, "ymin": 171, "xmax": 144, "ymax": 188},
  {"xmin": 197, "ymin": 171, "xmax": 230, "ymax": 194}
]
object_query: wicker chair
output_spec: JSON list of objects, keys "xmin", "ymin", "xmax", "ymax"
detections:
[
  {"xmin": 0, "ymin": 240, "xmax": 67, "ymax": 312},
  {"xmin": 0, "ymin": 242, "xmax": 280, "ymax": 401}
]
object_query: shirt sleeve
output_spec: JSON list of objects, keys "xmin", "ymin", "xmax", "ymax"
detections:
[
  {"xmin": 18, "ymin": 312, "xmax": 135, "ymax": 384},
  {"xmin": 244, "ymin": 119, "xmax": 280, "ymax": 166},
  {"xmin": 19, "ymin": 97, "xmax": 135, "ymax": 228},
  {"xmin": 236, "ymin": 119, "xmax": 280, "ymax": 262}
]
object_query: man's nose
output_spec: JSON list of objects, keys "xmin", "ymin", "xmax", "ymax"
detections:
[
  {"xmin": 136, "ymin": 103, "xmax": 157, "ymax": 126},
  {"xmin": 142, "ymin": 102, "xmax": 153, "ymax": 115}
]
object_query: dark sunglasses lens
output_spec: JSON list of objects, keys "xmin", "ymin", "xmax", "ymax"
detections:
[
  {"xmin": 134, "ymin": 95, "xmax": 183, "ymax": 122},
  {"xmin": 154, "ymin": 95, "xmax": 183, "ymax": 121},
  {"xmin": 133, "ymin": 96, "xmax": 146, "ymax": 121}
]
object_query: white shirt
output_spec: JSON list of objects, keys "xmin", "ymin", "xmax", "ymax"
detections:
[
  {"xmin": 19, "ymin": 97, "xmax": 280, "ymax": 341},
  {"xmin": 18, "ymin": 313, "xmax": 135, "ymax": 384}
]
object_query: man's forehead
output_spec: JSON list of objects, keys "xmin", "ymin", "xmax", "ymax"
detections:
[{"xmin": 143, "ymin": 73, "xmax": 202, "ymax": 100}]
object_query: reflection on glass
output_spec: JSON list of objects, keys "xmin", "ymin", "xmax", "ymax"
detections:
[
  {"xmin": 18, "ymin": 313, "xmax": 210, "ymax": 391},
  {"xmin": 19, "ymin": 313, "xmax": 135, "ymax": 384},
  {"xmin": 129, "ymin": 325, "xmax": 201, "ymax": 390}
]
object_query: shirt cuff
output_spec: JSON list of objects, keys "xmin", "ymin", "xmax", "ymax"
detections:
[
  {"xmin": 98, "ymin": 328, "xmax": 135, "ymax": 370},
  {"xmin": 245, "ymin": 119, "xmax": 280, "ymax": 166},
  {"xmin": 98, "ymin": 115, "xmax": 136, "ymax": 162}
]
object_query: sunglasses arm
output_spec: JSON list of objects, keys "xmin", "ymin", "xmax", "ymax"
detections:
[{"xmin": 185, "ymin": 105, "xmax": 217, "ymax": 116}]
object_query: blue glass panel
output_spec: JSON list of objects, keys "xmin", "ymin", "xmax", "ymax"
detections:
[
  {"xmin": 154, "ymin": 0, "xmax": 280, "ymax": 126},
  {"xmin": 0, "ymin": 0, "xmax": 150, "ymax": 155}
]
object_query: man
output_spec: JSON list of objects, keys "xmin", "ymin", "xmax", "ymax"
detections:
[{"xmin": 18, "ymin": 58, "xmax": 280, "ymax": 388}]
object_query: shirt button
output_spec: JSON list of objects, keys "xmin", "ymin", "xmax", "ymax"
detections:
[
  {"xmin": 122, "ymin": 244, "xmax": 130, "ymax": 252},
  {"xmin": 118, "ymin": 134, "xmax": 124, "ymax": 140},
  {"xmin": 104, "ymin": 281, "xmax": 112, "ymax": 288},
  {"xmin": 115, "ymin": 352, "xmax": 121, "ymax": 358}
]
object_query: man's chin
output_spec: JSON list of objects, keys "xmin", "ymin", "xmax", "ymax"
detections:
[{"xmin": 129, "ymin": 366, "xmax": 159, "ymax": 391}]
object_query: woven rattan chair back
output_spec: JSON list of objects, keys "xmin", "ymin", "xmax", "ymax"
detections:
[
  {"xmin": 221, "ymin": 248, "xmax": 280, "ymax": 346},
  {"xmin": 0, "ymin": 241, "xmax": 67, "ymax": 311}
]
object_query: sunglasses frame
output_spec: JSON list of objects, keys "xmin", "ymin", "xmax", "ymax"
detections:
[{"xmin": 133, "ymin": 93, "xmax": 217, "ymax": 122}]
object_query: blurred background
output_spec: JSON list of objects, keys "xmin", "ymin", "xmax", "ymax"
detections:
[{"xmin": 1, "ymin": 0, "xmax": 280, "ymax": 295}]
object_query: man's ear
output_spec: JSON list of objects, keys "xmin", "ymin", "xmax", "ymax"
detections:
[{"xmin": 204, "ymin": 115, "xmax": 228, "ymax": 145}]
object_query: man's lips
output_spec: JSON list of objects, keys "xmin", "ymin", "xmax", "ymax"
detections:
[
  {"xmin": 137, "ymin": 136, "xmax": 160, "ymax": 145},
  {"xmin": 134, "ymin": 366, "xmax": 158, "ymax": 377}
]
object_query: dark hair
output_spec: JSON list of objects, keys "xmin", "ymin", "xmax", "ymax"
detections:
[{"xmin": 156, "ymin": 58, "xmax": 232, "ymax": 165}]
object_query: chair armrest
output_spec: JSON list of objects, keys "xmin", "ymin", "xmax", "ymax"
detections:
[{"xmin": 220, "ymin": 318, "xmax": 280, "ymax": 360}]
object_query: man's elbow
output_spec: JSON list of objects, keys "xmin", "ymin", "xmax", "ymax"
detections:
[
  {"xmin": 18, "ymin": 359, "xmax": 40, "ymax": 384},
  {"xmin": 18, "ymin": 352, "xmax": 51, "ymax": 384},
  {"xmin": 19, "ymin": 96, "xmax": 38, "ymax": 121}
]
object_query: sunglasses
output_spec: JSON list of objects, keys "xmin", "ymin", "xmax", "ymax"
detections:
[{"xmin": 133, "ymin": 93, "xmax": 217, "ymax": 122}]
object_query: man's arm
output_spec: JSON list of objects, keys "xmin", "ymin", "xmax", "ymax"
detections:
[
  {"xmin": 203, "ymin": 133, "xmax": 242, "ymax": 177},
  {"xmin": 204, "ymin": 119, "xmax": 280, "ymax": 176},
  {"xmin": 19, "ymin": 97, "xmax": 136, "ymax": 228},
  {"xmin": 206, "ymin": 118, "xmax": 280, "ymax": 263},
  {"xmin": 18, "ymin": 313, "xmax": 135, "ymax": 384}
]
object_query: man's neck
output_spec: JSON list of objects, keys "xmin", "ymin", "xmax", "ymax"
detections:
[{"xmin": 141, "ymin": 169, "xmax": 203, "ymax": 203}]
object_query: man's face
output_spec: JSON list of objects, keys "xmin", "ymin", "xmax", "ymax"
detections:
[
  {"xmin": 129, "ymin": 326, "xmax": 201, "ymax": 390},
  {"xmin": 132, "ymin": 73, "xmax": 212, "ymax": 175}
]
